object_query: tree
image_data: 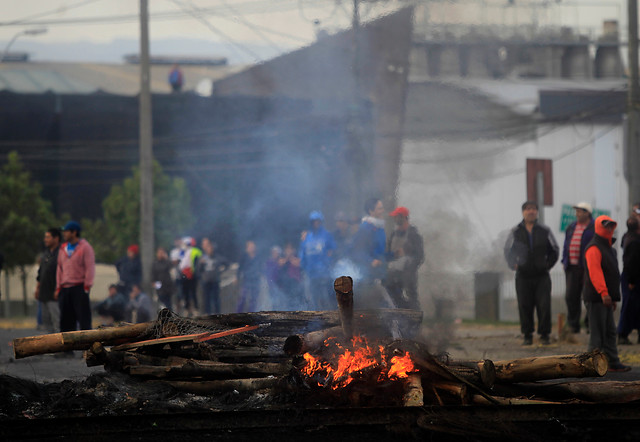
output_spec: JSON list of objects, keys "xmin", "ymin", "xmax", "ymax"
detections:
[
  {"xmin": 101, "ymin": 160, "xmax": 194, "ymax": 260},
  {"xmin": 0, "ymin": 152, "xmax": 57, "ymax": 315}
]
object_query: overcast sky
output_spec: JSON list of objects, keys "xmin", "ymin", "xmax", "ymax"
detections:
[{"xmin": 0, "ymin": 0, "xmax": 629, "ymax": 64}]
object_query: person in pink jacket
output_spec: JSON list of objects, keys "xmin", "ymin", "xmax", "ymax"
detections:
[{"xmin": 56, "ymin": 221, "xmax": 95, "ymax": 332}]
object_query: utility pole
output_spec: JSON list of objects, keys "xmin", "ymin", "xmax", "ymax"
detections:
[
  {"xmin": 629, "ymin": 0, "xmax": 640, "ymax": 209},
  {"xmin": 139, "ymin": 0, "xmax": 154, "ymax": 295},
  {"xmin": 348, "ymin": 0, "xmax": 364, "ymax": 215}
]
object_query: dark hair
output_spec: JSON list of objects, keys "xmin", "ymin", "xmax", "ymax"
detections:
[
  {"xmin": 521, "ymin": 201, "xmax": 538, "ymax": 211},
  {"xmin": 47, "ymin": 227, "xmax": 61, "ymax": 239},
  {"xmin": 627, "ymin": 216, "xmax": 639, "ymax": 232},
  {"xmin": 364, "ymin": 197, "xmax": 381, "ymax": 215}
]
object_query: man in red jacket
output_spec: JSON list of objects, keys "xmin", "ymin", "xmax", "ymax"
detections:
[
  {"xmin": 583, "ymin": 215, "xmax": 631, "ymax": 372},
  {"xmin": 56, "ymin": 221, "xmax": 95, "ymax": 333}
]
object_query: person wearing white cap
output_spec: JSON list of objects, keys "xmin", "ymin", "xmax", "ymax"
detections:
[{"xmin": 561, "ymin": 202, "xmax": 595, "ymax": 334}]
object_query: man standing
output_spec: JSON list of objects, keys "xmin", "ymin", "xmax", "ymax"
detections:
[
  {"xmin": 350, "ymin": 198, "xmax": 390, "ymax": 308},
  {"xmin": 115, "ymin": 244, "xmax": 141, "ymax": 296},
  {"xmin": 561, "ymin": 202, "xmax": 595, "ymax": 333},
  {"xmin": 583, "ymin": 215, "xmax": 631, "ymax": 372},
  {"xmin": 385, "ymin": 206, "xmax": 425, "ymax": 310},
  {"xmin": 56, "ymin": 221, "xmax": 95, "ymax": 332},
  {"xmin": 198, "ymin": 238, "xmax": 229, "ymax": 314},
  {"xmin": 236, "ymin": 240, "xmax": 262, "ymax": 312},
  {"xmin": 504, "ymin": 201, "xmax": 559, "ymax": 345},
  {"xmin": 299, "ymin": 211, "xmax": 336, "ymax": 310},
  {"xmin": 617, "ymin": 217, "xmax": 640, "ymax": 345},
  {"xmin": 35, "ymin": 228, "xmax": 61, "ymax": 333}
]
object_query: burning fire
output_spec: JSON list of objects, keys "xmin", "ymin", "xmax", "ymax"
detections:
[{"xmin": 301, "ymin": 336, "xmax": 416, "ymax": 389}]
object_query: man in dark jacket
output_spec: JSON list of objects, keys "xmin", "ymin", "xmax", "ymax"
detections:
[
  {"xmin": 115, "ymin": 244, "xmax": 142, "ymax": 296},
  {"xmin": 152, "ymin": 247, "xmax": 176, "ymax": 310},
  {"xmin": 561, "ymin": 202, "xmax": 595, "ymax": 333},
  {"xmin": 583, "ymin": 215, "xmax": 630, "ymax": 372},
  {"xmin": 504, "ymin": 201, "xmax": 559, "ymax": 345},
  {"xmin": 617, "ymin": 217, "xmax": 640, "ymax": 345},
  {"xmin": 35, "ymin": 228, "xmax": 61, "ymax": 332},
  {"xmin": 385, "ymin": 206, "xmax": 425, "ymax": 310}
]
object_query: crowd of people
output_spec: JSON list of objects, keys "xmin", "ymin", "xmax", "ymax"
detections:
[
  {"xmin": 504, "ymin": 200, "xmax": 636, "ymax": 372},
  {"xmin": 30, "ymin": 198, "xmax": 426, "ymax": 339}
]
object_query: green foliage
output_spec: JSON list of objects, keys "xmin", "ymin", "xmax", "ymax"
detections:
[
  {"xmin": 0, "ymin": 152, "xmax": 57, "ymax": 270},
  {"xmin": 100, "ymin": 160, "xmax": 194, "ymax": 260},
  {"xmin": 81, "ymin": 218, "xmax": 119, "ymax": 264}
]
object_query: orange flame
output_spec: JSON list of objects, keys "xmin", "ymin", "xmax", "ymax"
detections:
[{"xmin": 301, "ymin": 336, "xmax": 417, "ymax": 389}]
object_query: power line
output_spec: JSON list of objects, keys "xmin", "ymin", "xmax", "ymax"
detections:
[
  {"xmin": 217, "ymin": 0, "xmax": 282, "ymax": 52},
  {"xmin": 0, "ymin": 1, "xmax": 338, "ymax": 28}
]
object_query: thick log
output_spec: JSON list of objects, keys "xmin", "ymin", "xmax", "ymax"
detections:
[
  {"xmin": 493, "ymin": 350, "xmax": 608, "ymax": 383},
  {"xmin": 155, "ymin": 377, "xmax": 280, "ymax": 393},
  {"xmin": 283, "ymin": 326, "xmax": 344, "ymax": 355},
  {"xmin": 127, "ymin": 359, "xmax": 288, "ymax": 379},
  {"xmin": 447, "ymin": 360, "xmax": 496, "ymax": 388},
  {"xmin": 493, "ymin": 380, "xmax": 640, "ymax": 404},
  {"xmin": 403, "ymin": 373, "xmax": 424, "ymax": 406},
  {"xmin": 334, "ymin": 276, "xmax": 354, "ymax": 339},
  {"xmin": 13, "ymin": 322, "xmax": 153, "ymax": 359}
]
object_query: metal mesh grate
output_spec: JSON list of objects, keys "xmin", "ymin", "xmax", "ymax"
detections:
[{"xmin": 151, "ymin": 308, "xmax": 229, "ymax": 338}]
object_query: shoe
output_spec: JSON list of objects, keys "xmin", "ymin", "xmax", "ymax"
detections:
[
  {"xmin": 540, "ymin": 335, "xmax": 551, "ymax": 345},
  {"xmin": 608, "ymin": 363, "xmax": 632, "ymax": 372},
  {"xmin": 522, "ymin": 336, "xmax": 533, "ymax": 346},
  {"xmin": 618, "ymin": 336, "xmax": 633, "ymax": 345}
]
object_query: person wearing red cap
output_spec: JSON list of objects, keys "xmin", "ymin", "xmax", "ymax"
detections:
[
  {"xmin": 385, "ymin": 206, "xmax": 424, "ymax": 310},
  {"xmin": 583, "ymin": 215, "xmax": 631, "ymax": 372},
  {"xmin": 115, "ymin": 244, "xmax": 141, "ymax": 297}
]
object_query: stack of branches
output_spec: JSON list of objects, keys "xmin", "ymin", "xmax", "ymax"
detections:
[{"xmin": 12, "ymin": 296, "xmax": 424, "ymax": 397}]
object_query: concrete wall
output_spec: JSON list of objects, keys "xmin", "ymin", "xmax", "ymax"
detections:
[{"xmin": 399, "ymin": 117, "xmax": 626, "ymax": 322}]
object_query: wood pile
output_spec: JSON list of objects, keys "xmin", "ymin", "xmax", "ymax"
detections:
[{"xmin": 10, "ymin": 277, "xmax": 638, "ymax": 407}]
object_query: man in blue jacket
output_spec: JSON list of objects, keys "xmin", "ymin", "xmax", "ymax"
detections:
[
  {"xmin": 562, "ymin": 202, "xmax": 595, "ymax": 334},
  {"xmin": 299, "ymin": 211, "xmax": 336, "ymax": 310}
]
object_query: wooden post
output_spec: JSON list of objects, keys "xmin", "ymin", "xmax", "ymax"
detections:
[{"xmin": 334, "ymin": 276, "xmax": 354, "ymax": 339}]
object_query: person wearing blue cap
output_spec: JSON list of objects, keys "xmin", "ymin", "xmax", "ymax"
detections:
[
  {"xmin": 56, "ymin": 220, "xmax": 95, "ymax": 335},
  {"xmin": 299, "ymin": 210, "xmax": 336, "ymax": 310}
]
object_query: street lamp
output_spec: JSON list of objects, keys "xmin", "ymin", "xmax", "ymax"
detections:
[{"xmin": 2, "ymin": 28, "xmax": 47, "ymax": 62}]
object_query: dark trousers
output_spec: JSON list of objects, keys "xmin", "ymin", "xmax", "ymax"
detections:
[
  {"xmin": 59, "ymin": 284, "xmax": 92, "ymax": 332},
  {"xmin": 515, "ymin": 273, "xmax": 551, "ymax": 337},
  {"xmin": 236, "ymin": 282, "xmax": 260, "ymax": 313},
  {"xmin": 309, "ymin": 277, "xmax": 334, "ymax": 310},
  {"xmin": 588, "ymin": 301, "xmax": 621, "ymax": 365},
  {"xmin": 202, "ymin": 281, "xmax": 221, "ymax": 315},
  {"xmin": 564, "ymin": 265, "xmax": 584, "ymax": 332},
  {"xmin": 384, "ymin": 270, "xmax": 420, "ymax": 310},
  {"xmin": 617, "ymin": 272, "xmax": 640, "ymax": 337},
  {"xmin": 181, "ymin": 277, "xmax": 197, "ymax": 310}
]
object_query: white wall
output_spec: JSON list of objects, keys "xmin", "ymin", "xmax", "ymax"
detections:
[{"xmin": 398, "ymin": 121, "xmax": 626, "ymax": 320}]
